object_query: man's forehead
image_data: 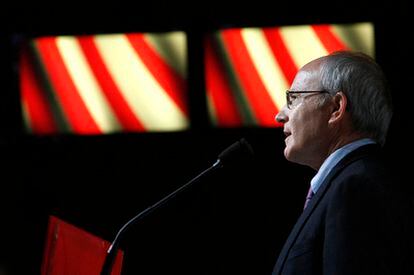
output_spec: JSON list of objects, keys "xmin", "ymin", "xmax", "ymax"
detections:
[
  {"xmin": 303, "ymin": 57, "xmax": 324, "ymax": 70},
  {"xmin": 291, "ymin": 68, "xmax": 321, "ymax": 90}
]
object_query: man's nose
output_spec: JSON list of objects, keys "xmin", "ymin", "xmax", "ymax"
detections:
[{"xmin": 275, "ymin": 106, "xmax": 288, "ymax": 123}]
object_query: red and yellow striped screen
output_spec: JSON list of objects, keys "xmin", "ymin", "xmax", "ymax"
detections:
[
  {"xmin": 20, "ymin": 32, "xmax": 188, "ymax": 134},
  {"xmin": 205, "ymin": 22, "xmax": 374, "ymax": 127}
]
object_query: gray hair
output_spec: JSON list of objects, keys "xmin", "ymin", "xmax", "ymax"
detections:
[{"xmin": 318, "ymin": 51, "xmax": 393, "ymax": 146}]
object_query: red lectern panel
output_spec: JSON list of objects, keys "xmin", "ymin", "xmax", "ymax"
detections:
[{"xmin": 41, "ymin": 215, "xmax": 123, "ymax": 275}]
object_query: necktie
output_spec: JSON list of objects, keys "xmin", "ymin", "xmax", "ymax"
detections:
[{"xmin": 304, "ymin": 186, "xmax": 314, "ymax": 210}]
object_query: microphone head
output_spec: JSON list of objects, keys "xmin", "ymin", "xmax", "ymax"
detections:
[{"xmin": 217, "ymin": 138, "xmax": 254, "ymax": 166}]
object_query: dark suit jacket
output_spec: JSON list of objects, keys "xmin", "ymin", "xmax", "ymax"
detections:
[{"xmin": 272, "ymin": 144, "xmax": 413, "ymax": 275}]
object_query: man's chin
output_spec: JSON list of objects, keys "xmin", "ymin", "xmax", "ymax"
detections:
[
  {"xmin": 284, "ymin": 147, "xmax": 300, "ymax": 164},
  {"xmin": 284, "ymin": 147, "xmax": 291, "ymax": 161}
]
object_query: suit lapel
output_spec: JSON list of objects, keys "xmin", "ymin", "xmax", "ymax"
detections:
[{"xmin": 273, "ymin": 144, "xmax": 379, "ymax": 275}]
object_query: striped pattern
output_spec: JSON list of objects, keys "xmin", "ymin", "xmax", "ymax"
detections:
[
  {"xmin": 20, "ymin": 32, "xmax": 188, "ymax": 134},
  {"xmin": 205, "ymin": 22, "xmax": 374, "ymax": 127}
]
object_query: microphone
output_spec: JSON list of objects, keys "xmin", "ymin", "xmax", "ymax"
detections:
[
  {"xmin": 217, "ymin": 137, "xmax": 254, "ymax": 167},
  {"xmin": 100, "ymin": 138, "xmax": 254, "ymax": 275}
]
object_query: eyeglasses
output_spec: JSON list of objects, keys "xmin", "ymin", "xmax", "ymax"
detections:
[{"xmin": 286, "ymin": 90, "xmax": 330, "ymax": 109}]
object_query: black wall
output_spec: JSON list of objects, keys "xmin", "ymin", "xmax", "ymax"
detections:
[{"xmin": 0, "ymin": 1, "xmax": 411, "ymax": 274}]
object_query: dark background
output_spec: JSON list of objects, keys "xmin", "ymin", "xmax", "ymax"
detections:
[{"xmin": 0, "ymin": 0, "xmax": 411, "ymax": 274}]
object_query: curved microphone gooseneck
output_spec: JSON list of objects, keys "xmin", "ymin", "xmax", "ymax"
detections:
[{"xmin": 100, "ymin": 138, "xmax": 254, "ymax": 275}]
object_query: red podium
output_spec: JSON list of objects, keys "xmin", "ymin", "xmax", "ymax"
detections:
[{"xmin": 41, "ymin": 215, "xmax": 124, "ymax": 275}]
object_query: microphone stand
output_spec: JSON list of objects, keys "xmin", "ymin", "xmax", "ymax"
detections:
[{"xmin": 100, "ymin": 159, "xmax": 222, "ymax": 275}]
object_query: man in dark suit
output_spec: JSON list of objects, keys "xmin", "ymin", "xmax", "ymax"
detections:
[{"xmin": 273, "ymin": 51, "xmax": 413, "ymax": 275}]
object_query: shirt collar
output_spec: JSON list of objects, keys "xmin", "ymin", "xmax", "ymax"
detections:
[{"xmin": 310, "ymin": 138, "xmax": 376, "ymax": 194}]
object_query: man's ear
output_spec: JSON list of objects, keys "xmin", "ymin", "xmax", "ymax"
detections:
[{"xmin": 328, "ymin": 91, "xmax": 348, "ymax": 124}]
